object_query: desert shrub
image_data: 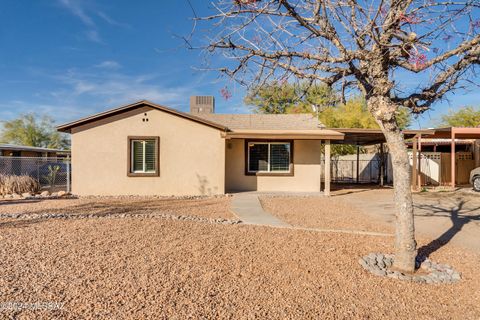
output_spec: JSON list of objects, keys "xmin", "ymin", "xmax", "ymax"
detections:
[{"xmin": 0, "ymin": 174, "xmax": 40, "ymax": 196}]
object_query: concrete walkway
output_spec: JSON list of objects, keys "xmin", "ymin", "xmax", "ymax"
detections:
[
  {"xmin": 230, "ymin": 193, "xmax": 290, "ymax": 227},
  {"xmin": 230, "ymin": 192, "xmax": 392, "ymax": 237}
]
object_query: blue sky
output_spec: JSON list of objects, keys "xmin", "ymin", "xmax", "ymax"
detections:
[{"xmin": 0, "ymin": 0, "xmax": 478, "ymax": 129}]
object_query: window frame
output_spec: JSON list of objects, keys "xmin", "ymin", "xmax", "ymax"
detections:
[
  {"xmin": 244, "ymin": 140, "xmax": 294, "ymax": 176},
  {"xmin": 127, "ymin": 136, "xmax": 160, "ymax": 177}
]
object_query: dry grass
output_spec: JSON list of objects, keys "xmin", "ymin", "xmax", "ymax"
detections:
[{"xmin": 0, "ymin": 174, "xmax": 40, "ymax": 196}]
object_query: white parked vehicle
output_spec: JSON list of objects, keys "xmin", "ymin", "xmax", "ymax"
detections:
[{"xmin": 470, "ymin": 167, "xmax": 480, "ymax": 191}]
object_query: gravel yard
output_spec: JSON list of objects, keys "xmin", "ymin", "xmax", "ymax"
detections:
[
  {"xmin": 260, "ymin": 196, "xmax": 393, "ymax": 233},
  {"xmin": 0, "ymin": 197, "xmax": 479, "ymax": 319},
  {"xmin": 0, "ymin": 196, "xmax": 235, "ymax": 220}
]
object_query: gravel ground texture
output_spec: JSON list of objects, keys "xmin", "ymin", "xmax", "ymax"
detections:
[
  {"xmin": 0, "ymin": 196, "xmax": 235, "ymax": 220},
  {"xmin": 260, "ymin": 196, "xmax": 394, "ymax": 233},
  {"xmin": 0, "ymin": 218, "xmax": 479, "ymax": 319},
  {"xmin": 0, "ymin": 197, "xmax": 479, "ymax": 319}
]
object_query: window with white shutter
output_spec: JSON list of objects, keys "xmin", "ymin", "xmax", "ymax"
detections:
[
  {"xmin": 128, "ymin": 137, "xmax": 159, "ymax": 176},
  {"xmin": 246, "ymin": 141, "xmax": 293, "ymax": 175}
]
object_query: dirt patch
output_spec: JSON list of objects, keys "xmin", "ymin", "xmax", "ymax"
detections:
[
  {"xmin": 0, "ymin": 218, "xmax": 479, "ymax": 319},
  {"xmin": 260, "ymin": 196, "xmax": 393, "ymax": 233},
  {"xmin": 0, "ymin": 196, "xmax": 235, "ymax": 220}
]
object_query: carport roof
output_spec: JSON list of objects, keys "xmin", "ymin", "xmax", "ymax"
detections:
[
  {"xmin": 422, "ymin": 127, "xmax": 480, "ymax": 139},
  {"xmin": 330, "ymin": 128, "xmax": 435, "ymax": 145}
]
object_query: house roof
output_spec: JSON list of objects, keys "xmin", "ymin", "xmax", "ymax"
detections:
[
  {"xmin": 195, "ymin": 113, "xmax": 321, "ymax": 130},
  {"xmin": 0, "ymin": 144, "xmax": 70, "ymax": 153},
  {"xmin": 57, "ymin": 100, "xmax": 229, "ymax": 133},
  {"xmin": 57, "ymin": 100, "xmax": 330, "ymax": 135}
]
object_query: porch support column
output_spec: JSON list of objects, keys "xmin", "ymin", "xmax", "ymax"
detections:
[
  {"xmin": 319, "ymin": 140, "xmax": 323, "ymax": 192},
  {"xmin": 324, "ymin": 140, "xmax": 331, "ymax": 196},
  {"xmin": 379, "ymin": 143, "xmax": 385, "ymax": 186},
  {"xmin": 411, "ymin": 135, "xmax": 418, "ymax": 190},
  {"xmin": 451, "ymin": 130, "xmax": 456, "ymax": 188}
]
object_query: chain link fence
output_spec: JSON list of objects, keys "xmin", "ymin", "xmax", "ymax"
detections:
[{"xmin": 0, "ymin": 156, "xmax": 71, "ymax": 192}]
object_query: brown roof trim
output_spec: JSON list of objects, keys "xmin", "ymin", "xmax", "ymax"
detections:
[
  {"xmin": 222, "ymin": 129, "xmax": 344, "ymax": 140},
  {"xmin": 331, "ymin": 128, "xmax": 435, "ymax": 135},
  {"xmin": 56, "ymin": 100, "xmax": 229, "ymax": 133}
]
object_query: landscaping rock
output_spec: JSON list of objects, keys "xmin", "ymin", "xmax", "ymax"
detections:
[
  {"xmin": 40, "ymin": 191, "xmax": 50, "ymax": 197},
  {"xmin": 12, "ymin": 193, "xmax": 21, "ymax": 199},
  {"xmin": 358, "ymin": 252, "xmax": 461, "ymax": 284},
  {"xmin": 57, "ymin": 191, "xmax": 67, "ymax": 197}
]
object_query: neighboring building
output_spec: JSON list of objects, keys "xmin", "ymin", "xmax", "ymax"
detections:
[
  {"xmin": 0, "ymin": 144, "xmax": 70, "ymax": 158},
  {"xmin": 57, "ymin": 98, "xmax": 343, "ymax": 196}
]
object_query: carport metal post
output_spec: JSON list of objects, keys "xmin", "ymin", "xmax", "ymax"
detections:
[
  {"xmin": 451, "ymin": 130, "xmax": 456, "ymax": 188},
  {"xmin": 411, "ymin": 135, "xmax": 418, "ymax": 190},
  {"xmin": 418, "ymin": 134, "xmax": 422, "ymax": 188}
]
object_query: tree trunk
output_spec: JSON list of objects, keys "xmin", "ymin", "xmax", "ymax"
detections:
[{"xmin": 367, "ymin": 96, "xmax": 417, "ymax": 273}]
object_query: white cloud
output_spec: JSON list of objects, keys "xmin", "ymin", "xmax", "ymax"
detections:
[
  {"xmin": 57, "ymin": 0, "xmax": 126, "ymax": 44},
  {"xmin": 58, "ymin": 0, "xmax": 95, "ymax": 27},
  {"xmin": 96, "ymin": 11, "xmax": 130, "ymax": 28},
  {"xmin": 95, "ymin": 60, "xmax": 121, "ymax": 69},
  {"xmin": 48, "ymin": 67, "xmax": 196, "ymax": 116},
  {"xmin": 85, "ymin": 30, "xmax": 103, "ymax": 44}
]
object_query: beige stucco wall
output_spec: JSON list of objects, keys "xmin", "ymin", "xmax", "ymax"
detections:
[
  {"xmin": 225, "ymin": 139, "xmax": 321, "ymax": 192},
  {"xmin": 71, "ymin": 106, "xmax": 225, "ymax": 196}
]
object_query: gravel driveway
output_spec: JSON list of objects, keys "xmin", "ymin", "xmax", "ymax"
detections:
[{"xmin": 0, "ymin": 196, "xmax": 479, "ymax": 319}]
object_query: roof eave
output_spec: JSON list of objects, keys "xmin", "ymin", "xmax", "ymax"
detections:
[
  {"xmin": 222, "ymin": 129, "xmax": 344, "ymax": 140},
  {"xmin": 56, "ymin": 100, "xmax": 229, "ymax": 133}
]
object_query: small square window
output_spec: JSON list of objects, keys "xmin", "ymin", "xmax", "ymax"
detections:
[{"xmin": 128, "ymin": 136, "xmax": 159, "ymax": 176}]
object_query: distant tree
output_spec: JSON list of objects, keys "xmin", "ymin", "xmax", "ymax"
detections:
[
  {"xmin": 244, "ymin": 81, "xmax": 336, "ymax": 114},
  {"xmin": 0, "ymin": 113, "xmax": 70, "ymax": 149},
  {"xmin": 441, "ymin": 106, "xmax": 480, "ymax": 127},
  {"xmin": 245, "ymin": 83, "xmax": 411, "ymax": 129},
  {"xmin": 320, "ymin": 96, "xmax": 411, "ymax": 130}
]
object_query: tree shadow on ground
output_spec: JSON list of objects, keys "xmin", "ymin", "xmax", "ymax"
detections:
[
  {"xmin": 0, "ymin": 198, "xmax": 224, "ymax": 229},
  {"xmin": 415, "ymin": 199, "xmax": 480, "ymax": 259},
  {"xmin": 0, "ymin": 197, "xmax": 76, "ymax": 206},
  {"xmin": 0, "ymin": 218, "xmax": 46, "ymax": 229}
]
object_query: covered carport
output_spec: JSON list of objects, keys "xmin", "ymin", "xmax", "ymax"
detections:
[
  {"xmin": 327, "ymin": 128, "xmax": 432, "ymax": 187},
  {"xmin": 410, "ymin": 127, "xmax": 480, "ymax": 188}
]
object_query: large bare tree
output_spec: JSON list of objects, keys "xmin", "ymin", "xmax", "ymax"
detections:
[{"xmin": 192, "ymin": 0, "xmax": 480, "ymax": 273}]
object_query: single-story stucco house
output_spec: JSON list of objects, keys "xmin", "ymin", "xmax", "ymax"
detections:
[{"xmin": 57, "ymin": 97, "xmax": 344, "ymax": 196}]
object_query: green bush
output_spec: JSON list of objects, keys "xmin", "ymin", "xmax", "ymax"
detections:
[{"xmin": 0, "ymin": 174, "xmax": 40, "ymax": 196}]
